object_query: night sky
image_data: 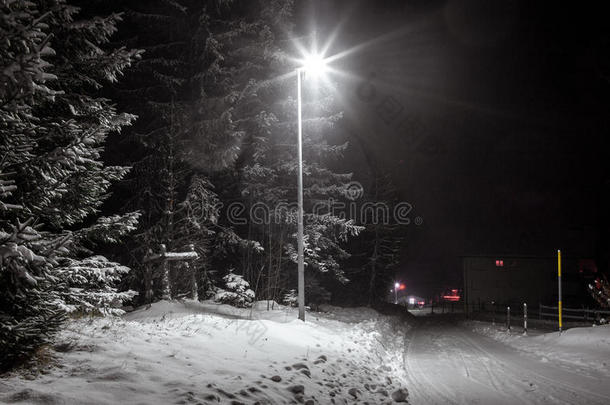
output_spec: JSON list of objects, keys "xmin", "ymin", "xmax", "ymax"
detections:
[{"xmin": 298, "ymin": 0, "xmax": 610, "ymax": 297}]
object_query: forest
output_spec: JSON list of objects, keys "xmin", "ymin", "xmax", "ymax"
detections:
[{"xmin": 0, "ymin": 0, "xmax": 404, "ymax": 370}]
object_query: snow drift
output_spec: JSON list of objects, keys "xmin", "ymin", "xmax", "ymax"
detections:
[{"xmin": 0, "ymin": 300, "xmax": 411, "ymax": 404}]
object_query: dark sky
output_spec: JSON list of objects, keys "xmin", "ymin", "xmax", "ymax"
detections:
[{"xmin": 298, "ymin": 0, "xmax": 610, "ymax": 297}]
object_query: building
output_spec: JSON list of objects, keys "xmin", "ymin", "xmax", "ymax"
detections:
[{"xmin": 462, "ymin": 254, "xmax": 595, "ymax": 312}]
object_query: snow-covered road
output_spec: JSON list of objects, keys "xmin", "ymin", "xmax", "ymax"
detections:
[{"xmin": 403, "ymin": 317, "xmax": 610, "ymax": 405}]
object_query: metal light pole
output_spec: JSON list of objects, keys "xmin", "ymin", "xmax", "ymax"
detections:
[
  {"xmin": 557, "ymin": 249, "xmax": 562, "ymax": 332},
  {"xmin": 294, "ymin": 53, "xmax": 328, "ymax": 321},
  {"xmin": 394, "ymin": 282, "xmax": 399, "ymax": 304},
  {"xmin": 296, "ymin": 67, "xmax": 305, "ymax": 321}
]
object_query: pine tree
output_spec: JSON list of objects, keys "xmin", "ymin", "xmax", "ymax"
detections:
[
  {"xmin": 360, "ymin": 172, "xmax": 405, "ymax": 306},
  {"xmin": 107, "ymin": 0, "xmax": 257, "ymax": 302},
  {"xmin": 232, "ymin": 0, "xmax": 363, "ymax": 305},
  {"xmin": 327, "ymin": 170, "xmax": 406, "ymax": 307},
  {"xmin": 213, "ymin": 270, "xmax": 255, "ymax": 308},
  {"xmin": 1, "ymin": 0, "xmax": 140, "ymax": 370}
]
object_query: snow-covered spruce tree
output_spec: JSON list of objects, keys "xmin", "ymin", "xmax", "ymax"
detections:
[
  {"xmin": 233, "ymin": 0, "xmax": 363, "ymax": 305},
  {"xmin": 0, "ymin": 0, "xmax": 140, "ymax": 370},
  {"xmin": 282, "ymin": 289, "xmax": 298, "ymax": 307},
  {"xmin": 213, "ymin": 271, "xmax": 255, "ymax": 308},
  {"xmin": 108, "ymin": 0, "xmax": 259, "ymax": 302}
]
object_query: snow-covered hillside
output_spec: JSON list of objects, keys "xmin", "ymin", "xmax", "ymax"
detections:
[{"xmin": 0, "ymin": 301, "xmax": 411, "ymax": 404}]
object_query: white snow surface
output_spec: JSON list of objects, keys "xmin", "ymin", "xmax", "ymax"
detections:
[
  {"xmin": 402, "ymin": 317, "xmax": 610, "ymax": 405},
  {"xmin": 468, "ymin": 320, "xmax": 610, "ymax": 378},
  {"xmin": 0, "ymin": 300, "xmax": 410, "ymax": 404}
]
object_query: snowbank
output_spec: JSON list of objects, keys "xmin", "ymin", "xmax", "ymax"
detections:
[
  {"xmin": 0, "ymin": 300, "xmax": 411, "ymax": 404},
  {"xmin": 469, "ymin": 321, "xmax": 610, "ymax": 377}
]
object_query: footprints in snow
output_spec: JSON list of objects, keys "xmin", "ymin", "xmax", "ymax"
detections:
[
  {"xmin": 265, "ymin": 354, "xmax": 408, "ymax": 403},
  {"xmin": 167, "ymin": 353, "xmax": 408, "ymax": 404}
]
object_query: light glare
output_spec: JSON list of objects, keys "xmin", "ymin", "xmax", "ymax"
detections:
[{"xmin": 301, "ymin": 53, "xmax": 328, "ymax": 77}]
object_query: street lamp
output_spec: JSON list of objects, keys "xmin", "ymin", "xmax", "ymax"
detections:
[
  {"xmin": 394, "ymin": 282, "xmax": 400, "ymax": 304},
  {"xmin": 296, "ymin": 53, "xmax": 328, "ymax": 322}
]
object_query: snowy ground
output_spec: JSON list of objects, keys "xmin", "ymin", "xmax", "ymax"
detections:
[
  {"xmin": 5, "ymin": 303, "xmax": 610, "ymax": 405},
  {"xmin": 403, "ymin": 315, "xmax": 610, "ymax": 405},
  {"xmin": 0, "ymin": 301, "xmax": 411, "ymax": 404},
  {"xmin": 469, "ymin": 320, "xmax": 610, "ymax": 381}
]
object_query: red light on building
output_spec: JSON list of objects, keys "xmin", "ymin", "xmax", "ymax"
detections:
[
  {"xmin": 495, "ymin": 259, "xmax": 504, "ymax": 267},
  {"xmin": 442, "ymin": 295, "xmax": 460, "ymax": 302},
  {"xmin": 399, "ymin": 284, "xmax": 406, "ymax": 290}
]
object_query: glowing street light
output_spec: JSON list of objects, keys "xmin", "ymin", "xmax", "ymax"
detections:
[
  {"xmin": 300, "ymin": 53, "xmax": 328, "ymax": 78},
  {"xmin": 296, "ymin": 52, "xmax": 329, "ymax": 322}
]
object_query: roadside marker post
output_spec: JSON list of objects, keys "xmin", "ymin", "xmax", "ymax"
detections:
[
  {"xmin": 558, "ymin": 249, "xmax": 563, "ymax": 333},
  {"xmin": 523, "ymin": 303, "xmax": 528, "ymax": 335},
  {"xmin": 507, "ymin": 306, "xmax": 511, "ymax": 331}
]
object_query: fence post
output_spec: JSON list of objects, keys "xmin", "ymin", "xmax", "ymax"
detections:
[
  {"xmin": 507, "ymin": 306, "xmax": 511, "ymax": 331},
  {"xmin": 585, "ymin": 307, "xmax": 588, "ymax": 322},
  {"xmin": 523, "ymin": 303, "xmax": 528, "ymax": 335},
  {"xmin": 539, "ymin": 303, "xmax": 542, "ymax": 320},
  {"xmin": 492, "ymin": 301, "xmax": 495, "ymax": 325}
]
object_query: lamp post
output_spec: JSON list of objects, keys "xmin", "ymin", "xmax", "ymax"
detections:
[
  {"xmin": 394, "ymin": 282, "xmax": 400, "ymax": 304},
  {"xmin": 296, "ymin": 54, "xmax": 327, "ymax": 322}
]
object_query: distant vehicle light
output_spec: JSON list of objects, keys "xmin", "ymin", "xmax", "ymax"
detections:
[{"xmin": 442, "ymin": 295, "xmax": 460, "ymax": 302}]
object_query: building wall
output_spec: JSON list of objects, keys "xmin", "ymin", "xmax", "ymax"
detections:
[{"xmin": 463, "ymin": 256, "xmax": 572, "ymax": 310}]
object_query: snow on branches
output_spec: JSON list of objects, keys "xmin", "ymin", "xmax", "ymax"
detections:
[
  {"xmin": 214, "ymin": 271, "xmax": 255, "ymax": 308},
  {"xmin": 588, "ymin": 275, "xmax": 610, "ymax": 309},
  {"xmin": 1, "ymin": 0, "xmax": 140, "ymax": 370},
  {"xmin": 54, "ymin": 256, "xmax": 137, "ymax": 316}
]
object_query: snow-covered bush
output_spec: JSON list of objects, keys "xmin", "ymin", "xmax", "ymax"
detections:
[
  {"xmin": 214, "ymin": 271, "xmax": 255, "ymax": 308},
  {"xmin": 588, "ymin": 275, "xmax": 610, "ymax": 308},
  {"xmin": 282, "ymin": 289, "xmax": 298, "ymax": 307}
]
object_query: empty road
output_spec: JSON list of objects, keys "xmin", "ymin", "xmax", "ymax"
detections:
[{"xmin": 403, "ymin": 317, "xmax": 610, "ymax": 404}]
